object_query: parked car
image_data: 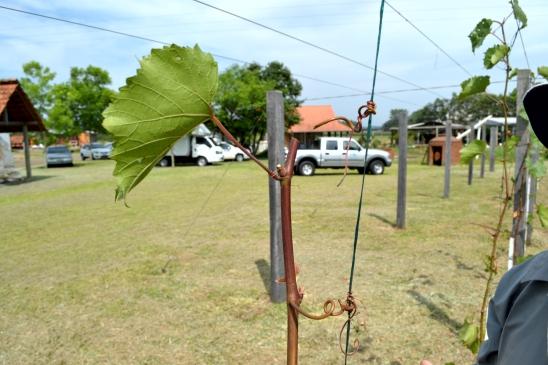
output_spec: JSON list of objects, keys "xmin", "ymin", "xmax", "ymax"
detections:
[
  {"xmin": 294, "ymin": 137, "xmax": 392, "ymax": 176},
  {"xmin": 45, "ymin": 145, "xmax": 73, "ymax": 168},
  {"xmin": 81, "ymin": 143, "xmax": 112, "ymax": 160},
  {"xmin": 219, "ymin": 141, "xmax": 249, "ymax": 162}
]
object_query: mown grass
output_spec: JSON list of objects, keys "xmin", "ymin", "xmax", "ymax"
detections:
[{"xmin": 1, "ymin": 153, "xmax": 547, "ymax": 365}]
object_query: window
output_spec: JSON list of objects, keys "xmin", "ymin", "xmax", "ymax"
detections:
[
  {"xmin": 343, "ymin": 141, "xmax": 361, "ymax": 151},
  {"xmin": 196, "ymin": 136, "xmax": 212, "ymax": 148},
  {"xmin": 326, "ymin": 140, "xmax": 338, "ymax": 150}
]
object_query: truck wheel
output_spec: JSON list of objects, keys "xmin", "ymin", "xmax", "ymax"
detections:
[
  {"xmin": 81, "ymin": 155, "xmax": 87, "ymax": 161},
  {"xmin": 159, "ymin": 157, "xmax": 171, "ymax": 167},
  {"xmin": 196, "ymin": 156, "xmax": 208, "ymax": 167},
  {"xmin": 235, "ymin": 154, "xmax": 244, "ymax": 162},
  {"xmin": 368, "ymin": 160, "xmax": 385, "ymax": 175},
  {"xmin": 299, "ymin": 161, "xmax": 315, "ymax": 176}
]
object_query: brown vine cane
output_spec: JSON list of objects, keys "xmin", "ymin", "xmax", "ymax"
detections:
[{"xmin": 211, "ymin": 109, "xmax": 371, "ymax": 364}]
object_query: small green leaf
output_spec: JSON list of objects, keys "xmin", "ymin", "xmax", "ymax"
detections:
[
  {"xmin": 516, "ymin": 254, "xmax": 534, "ymax": 265},
  {"xmin": 483, "ymin": 44, "xmax": 510, "ymax": 69},
  {"xmin": 509, "ymin": 68, "xmax": 518, "ymax": 79},
  {"xmin": 527, "ymin": 157, "xmax": 546, "ymax": 179},
  {"xmin": 459, "ymin": 320, "xmax": 481, "ymax": 354},
  {"xmin": 537, "ymin": 204, "xmax": 548, "ymax": 228},
  {"xmin": 459, "ymin": 76, "xmax": 490, "ymax": 100},
  {"xmin": 538, "ymin": 66, "xmax": 548, "ymax": 81},
  {"xmin": 518, "ymin": 108, "xmax": 529, "ymax": 122},
  {"xmin": 495, "ymin": 135, "xmax": 519, "ymax": 163},
  {"xmin": 469, "ymin": 18, "xmax": 493, "ymax": 52},
  {"xmin": 461, "ymin": 140, "xmax": 487, "ymax": 164},
  {"xmin": 511, "ymin": 0, "xmax": 528, "ymax": 29},
  {"xmin": 103, "ymin": 44, "xmax": 218, "ymax": 202}
]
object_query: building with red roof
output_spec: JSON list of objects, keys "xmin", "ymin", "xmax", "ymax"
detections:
[{"xmin": 289, "ymin": 105, "xmax": 352, "ymax": 147}]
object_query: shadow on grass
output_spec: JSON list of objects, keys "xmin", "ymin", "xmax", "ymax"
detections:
[
  {"xmin": 368, "ymin": 213, "xmax": 396, "ymax": 227},
  {"xmin": 3, "ymin": 174, "xmax": 53, "ymax": 185},
  {"xmin": 255, "ymin": 259, "xmax": 270, "ymax": 293},
  {"xmin": 407, "ymin": 290, "xmax": 461, "ymax": 333}
]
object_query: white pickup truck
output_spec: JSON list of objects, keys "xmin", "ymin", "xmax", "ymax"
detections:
[{"xmin": 294, "ymin": 137, "xmax": 392, "ymax": 176}]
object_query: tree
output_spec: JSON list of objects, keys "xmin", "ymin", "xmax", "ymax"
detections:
[
  {"xmin": 409, "ymin": 98, "xmax": 450, "ymax": 125},
  {"xmin": 381, "ymin": 108, "xmax": 408, "ymax": 131},
  {"xmin": 448, "ymin": 91, "xmax": 516, "ymax": 125},
  {"xmin": 259, "ymin": 61, "xmax": 302, "ymax": 126},
  {"xmin": 20, "ymin": 62, "xmax": 114, "ymax": 138},
  {"xmin": 214, "ymin": 65, "xmax": 275, "ymax": 153},
  {"xmin": 214, "ymin": 62, "xmax": 302, "ymax": 153},
  {"xmin": 410, "ymin": 92, "xmax": 518, "ymax": 126},
  {"xmin": 20, "ymin": 61, "xmax": 56, "ymax": 118},
  {"xmin": 66, "ymin": 66, "xmax": 114, "ymax": 133}
]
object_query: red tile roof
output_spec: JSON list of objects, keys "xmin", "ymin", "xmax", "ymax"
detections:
[
  {"xmin": 290, "ymin": 105, "xmax": 352, "ymax": 133},
  {"xmin": 0, "ymin": 79, "xmax": 46, "ymax": 132}
]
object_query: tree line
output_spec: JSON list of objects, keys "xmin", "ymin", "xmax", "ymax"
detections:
[
  {"xmin": 381, "ymin": 91, "xmax": 518, "ymax": 131},
  {"xmin": 20, "ymin": 60, "xmax": 302, "ymax": 152}
]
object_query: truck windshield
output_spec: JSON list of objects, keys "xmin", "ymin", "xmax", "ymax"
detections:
[{"xmin": 195, "ymin": 136, "xmax": 212, "ymax": 148}]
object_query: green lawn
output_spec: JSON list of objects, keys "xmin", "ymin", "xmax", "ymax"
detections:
[{"xmin": 1, "ymin": 155, "xmax": 546, "ymax": 365}]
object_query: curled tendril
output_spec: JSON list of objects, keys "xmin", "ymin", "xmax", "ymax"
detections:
[
  {"xmin": 339, "ymin": 293, "xmax": 362, "ymax": 356},
  {"xmin": 339, "ymin": 317, "xmax": 360, "ymax": 356},
  {"xmin": 291, "ymin": 298, "xmax": 355, "ymax": 320}
]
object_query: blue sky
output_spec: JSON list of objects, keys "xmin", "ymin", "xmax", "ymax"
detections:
[{"xmin": 1, "ymin": 0, "xmax": 546, "ymax": 124}]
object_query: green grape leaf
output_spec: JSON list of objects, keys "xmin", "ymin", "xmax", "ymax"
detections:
[
  {"xmin": 461, "ymin": 140, "xmax": 487, "ymax": 164},
  {"xmin": 459, "ymin": 76, "xmax": 490, "ymax": 100},
  {"xmin": 469, "ymin": 18, "xmax": 493, "ymax": 52},
  {"xmin": 483, "ymin": 44, "xmax": 510, "ymax": 69},
  {"xmin": 103, "ymin": 44, "xmax": 218, "ymax": 202},
  {"xmin": 509, "ymin": 68, "xmax": 518, "ymax": 79},
  {"xmin": 538, "ymin": 66, "xmax": 548, "ymax": 81},
  {"xmin": 537, "ymin": 204, "xmax": 548, "ymax": 228},
  {"xmin": 511, "ymin": 0, "xmax": 528, "ymax": 29},
  {"xmin": 459, "ymin": 320, "xmax": 481, "ymax": 354},
  {"xmin": 527, "ymin": 157, "xmax": 546, "ymax": 179},
  {"xmin": 495, "ymin": 135, "xmax": 519, "ymax": 163}
]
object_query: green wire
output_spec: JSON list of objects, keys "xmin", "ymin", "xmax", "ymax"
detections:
[{"xmin": 344, "ymin": 0, "xmax": 385, "ymax": 363}]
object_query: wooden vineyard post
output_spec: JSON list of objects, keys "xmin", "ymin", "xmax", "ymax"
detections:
[
  {"xmin": 480, "ymin": 125, "xmax": 486, "ymax": 178},
  {"xmin": 396, "ymin": 111, "xmax": 408, "ymax": 229},
  {"xmin": 267, "ymin": 90, "xmax": 286, "ymax": 303},
  {"xmin": 489, "ymin": 126, "xmax": 497, "ymax": 172},
  {"xmin": 443, "ymin": 121, "xmax": 451, "ymax": 199},
  {"xmin": 511, "ymin": 69, "xmax": 531, "ymax": 262},
  {"xmin": 467, "ymin": 127, "xmax": 475, "ymax": 185}
]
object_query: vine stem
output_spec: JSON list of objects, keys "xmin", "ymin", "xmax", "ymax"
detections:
[{"xmin": 478, "ymin": 25, "xmax": 514, "ymax": 342}]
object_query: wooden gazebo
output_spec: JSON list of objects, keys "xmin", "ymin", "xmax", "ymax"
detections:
[{"xmin": 0, "ymin": 79, "xmax": 46, "ymax": 179}]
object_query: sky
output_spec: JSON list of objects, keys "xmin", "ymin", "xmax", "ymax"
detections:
[{"xmin": 1, "ymin": 0, "xmax": 546, "ymax": 125}]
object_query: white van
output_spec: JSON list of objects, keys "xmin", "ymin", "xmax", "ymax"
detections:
[{"xmin": 158, "ymin": 124, "xmax": 224, "ymax": 167}]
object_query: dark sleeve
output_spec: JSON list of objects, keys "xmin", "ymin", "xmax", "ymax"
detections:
[{"xmin": 475, "ymin": 265, "xmax": 526, "ymax": 364}]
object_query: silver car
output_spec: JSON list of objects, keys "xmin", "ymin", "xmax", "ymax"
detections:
[{"xmin": 45, "ymin": 145, "xmax": 73, "ymax": 168}]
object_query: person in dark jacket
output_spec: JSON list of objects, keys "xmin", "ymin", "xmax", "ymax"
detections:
[{"xmin": 422, "ymin": 83, "xmax": 548, "ymax": 365}]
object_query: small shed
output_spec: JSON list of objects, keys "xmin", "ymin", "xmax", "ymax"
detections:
[
  {"xmin": 428, "ymin": 135, "xmax": 462, "ymax": 166},
  {"xmin": 0, "ymin": 79, "xmax": 46, "ymax": 179}
]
